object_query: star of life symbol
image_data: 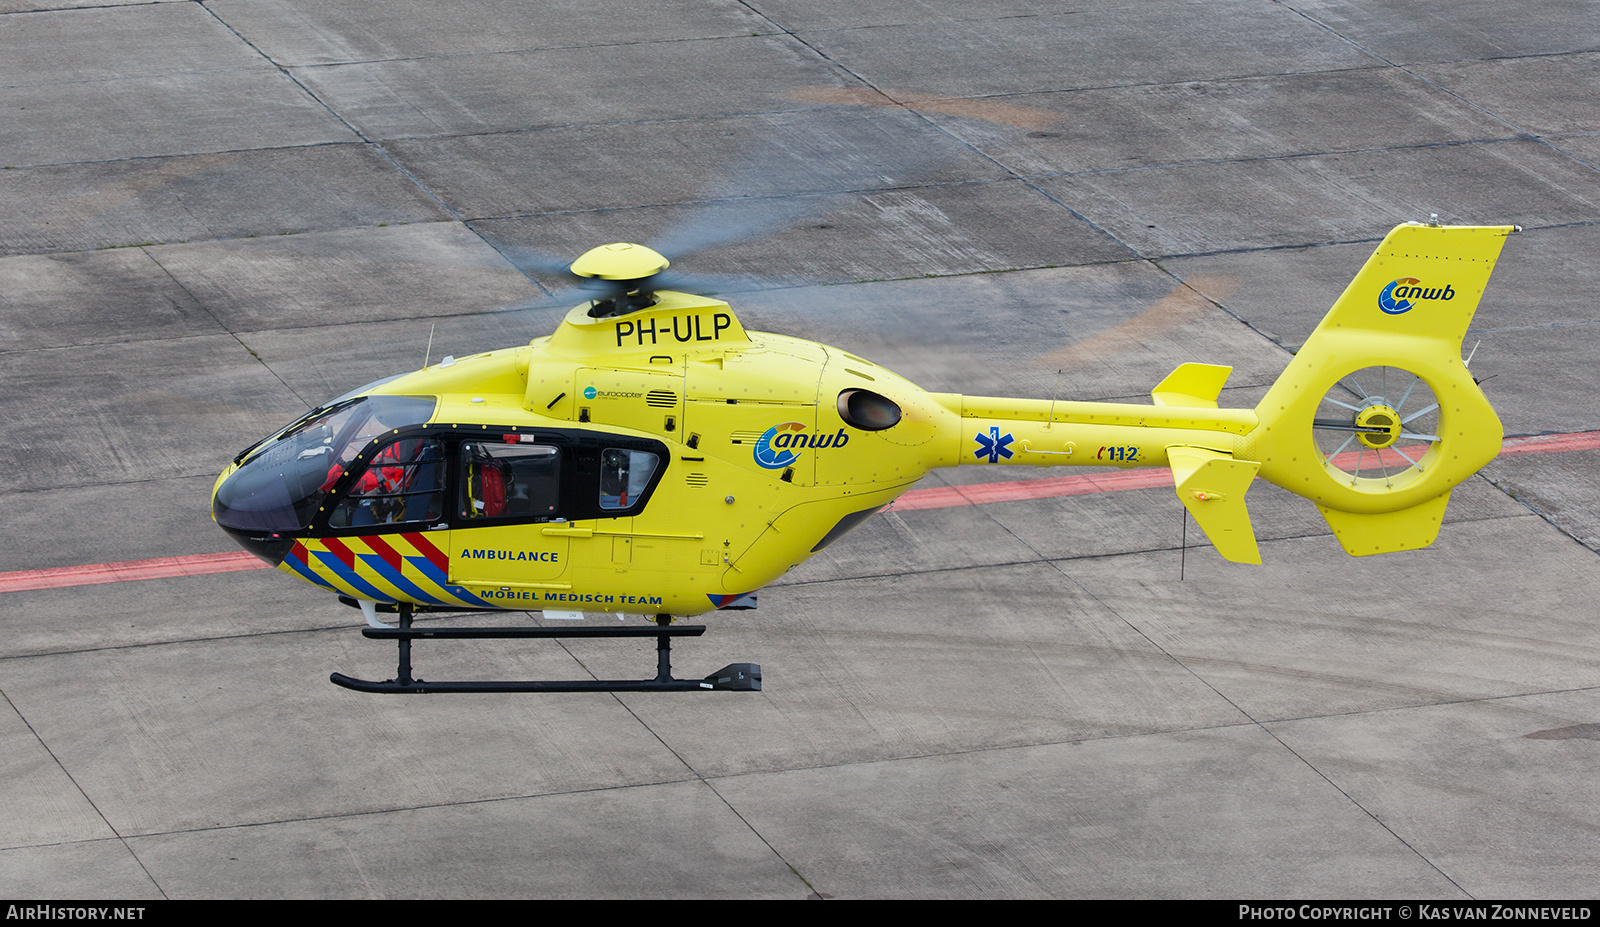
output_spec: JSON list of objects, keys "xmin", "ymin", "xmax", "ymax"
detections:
[{"xmin": 973, "ymin": 426, "xmax": 1015, "ymax": 463}]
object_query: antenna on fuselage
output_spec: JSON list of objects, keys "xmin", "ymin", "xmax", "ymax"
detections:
[{"xmin": 1045, "ymin": 369, "xmax": 1062, "ymax": 430}]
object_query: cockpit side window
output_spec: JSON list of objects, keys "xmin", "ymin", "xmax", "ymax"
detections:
[
  {"xmin": 460, "ymin": 443, "xmax": 561, "ymax": 521},
  {"xmin": 599, "ymin": 449, "xmax": 660, "ymax": 510},
  {"xmin": 327, "ymin": 436, "xmax": 445, "ymax": 529}
]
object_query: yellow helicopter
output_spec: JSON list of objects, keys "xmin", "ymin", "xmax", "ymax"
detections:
[{"xmin": 212, "ymin": 220, "xmax": 1516, "ymax": 693}]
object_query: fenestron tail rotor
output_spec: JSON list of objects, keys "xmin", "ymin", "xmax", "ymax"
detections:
[{"xmin": 1312, "ymin": 365, "xmax": 1442, "ymax": 489}]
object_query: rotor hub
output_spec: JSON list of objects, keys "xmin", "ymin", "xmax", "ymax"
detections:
[
  {"xmin": 1354, "ymin": 404, "xmax": 1402, "ymax": 449},
  {"xmin": 569, "ymin": 242, "xmax": 669, "ymax": 281}
]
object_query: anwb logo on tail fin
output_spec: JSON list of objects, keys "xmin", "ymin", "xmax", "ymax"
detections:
[{"xmin": 1379, "ymin": 277, "xmax": 1456, "ymax": 315}]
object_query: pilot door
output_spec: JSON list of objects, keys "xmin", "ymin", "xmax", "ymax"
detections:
[
  {"xmin": 311, "ymin": 434, "xmax": 457, "ymax": 605},
  {"xmin": 448, "ymin": 440, "xmax": 570, "ymax": 591}
]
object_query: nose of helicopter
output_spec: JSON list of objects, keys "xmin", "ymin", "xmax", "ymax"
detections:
[
  {"xmin": 212, "ymin": 393, "xmax": 441, "ymax": 566},
  {"xmin": 210, "ymin": 424, "xmax": 338, "ymax": 568},
  {"xmin": 212, "ymin": 462, "xmax": 298, "ymax": 566}
]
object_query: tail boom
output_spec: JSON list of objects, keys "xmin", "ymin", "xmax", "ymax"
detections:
[{"xmin": 930, "ymin": 222, "xmax": 1512, "ymax": 561}]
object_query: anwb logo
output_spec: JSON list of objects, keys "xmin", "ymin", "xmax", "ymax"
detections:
[
  {"xmin": 752, "ymin": 422, "xmax": 851, "ymax": 469},
  {"xmin": 1379, "ymin": 277, "xmax": 1455, "ymax": 315}
]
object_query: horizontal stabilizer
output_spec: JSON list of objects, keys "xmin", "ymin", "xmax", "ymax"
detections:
[
  {"xmin": 1317, "ymin": 493, "xmax": 1450, "ymax": 557},
  {"xmin": 1152, "ymin": 363, "xmax": 1232, "ymax": 408},
  {"xmin": 1168, "ymin": 446, "xmax": 1261, "ymax": 564}
]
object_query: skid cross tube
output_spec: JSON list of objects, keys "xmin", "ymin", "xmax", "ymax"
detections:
[{"xmin": 329, "ymin": 605, "xmax": 761, "ymax": 694}]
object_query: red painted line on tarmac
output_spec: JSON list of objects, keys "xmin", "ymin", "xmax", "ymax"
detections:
[
  {"xmin": 5, "ymin": 430, "xmax": 1598, "ymax": 593},
  {"xmin": 1499, "ymin": 430, "xmax": 1600, "ymax": 455},
  {"xmin": 0, "ymin": 550, "xmax": 267, "ymax": 593},
  {"xmin": 894, "ymin": 468, "xmax": 1169, "ymax": 510}
]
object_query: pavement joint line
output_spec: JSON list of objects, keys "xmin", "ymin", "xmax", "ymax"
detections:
[
  {"xmin": 0, "ymin": 138, "xmax": 373, "ymax": 174},
  {"xmin": 1277, "ymin": 0, "xmax": 1597, "ymax": 181},
  {"xmin": 276, "ymin": 29, "xmax": 800, "ymax": 71},
  {"xmin": 0, "ymin": 714, "xmax": 1369, "ymax": 851},
  {"xmin": 1151, "ymin": 257, "xmax": 1273, "ymax": 347},
  {"xmin": 3, "ymin": 645, "xmax": 1595, "ymax": 847},
  {"xmin": 498, "ymin": 619, "xmax": 799, "ymax": 875},
  {"xmin": 0, "ymin": 495, "xmax": 1524, "ymax": 595},
  {"xmin": 1, "ymin": 599, "xmax": 1592, "ymax": 863},
  {"xmin": 0, "ymin": 716, "xmax": 1278, "ymax": 853},
  {"xmin": 0, "ymin": 125, "xmax": 1542, "ymax": 178},
  {"xmin": 1273, "ymin": 0, "xmax": 1400, "ymax": 71},
  {"xmin": 1039, "ymin": 502, "xmax": 1482, "ymax": 893},
  {"xmin": 147, "ymin": 57, "xmax": 1594, "ymax": 148},
  {"xmin": 688, "ymin": 676, "xmax": 1600, "ymax": 781},
  {"xmin": 776, "ymin": 512, "xmax": 1526, "ymax": 588},
  {"xmin": 0, "ymin": 621, "xmax": 374, "ymax": 663},
  {"xmin": 909, "ymin": 433, "xmax": 1474, "ymax": 889},
  {"xmin": 1478, "ymin": 472, "xmax": 1600, "ymax": 558},
  {"xmin": 556, "ymin": 627, "xmax": 793, "ymax": 883},
  {"xmin": 1013, "ymin": 135, "xmax": 1542, "ymax": 179},
  {"xmin": 1248, "ymin": 721, "xmax": 1474, "ymax": 896},
  {"xmin": 0, "ymin": 63, "xmax": 280, "ymax": 93},
  {"xmin": 643, "ymin": 722, "xmax": 1300, "ymax": 806},
  {"xmin": 140, "ymin": 248, "xmax": 315, "ymax": 409},
  {"xmin": 613, "ymin": 697, "xmax": 818, "ymax": 896},
  {"xmin": 1, "ymin": 472, "xmax": 240, "ymax": 494},
  {"xmin": 435, "ymin": 134, "xmax": 1548, "ymax": 224},
  {"xmin": 269, "ymin": 104, "xmax": 846, "ymax": 145},
  {"xmin": 459, "ymin": 174, "xmax": 1023, "ymax": 225},
  {"xmin": 1470, "ymin": 318, "xmax": 1600, "ymax": 333},
  {"xmin": 0, "ymin": 686, "xmax": 170, "ymax": 898},
  {"xmin": 739, "ymin": 0, "xmax": 1137, "ymax": 260},
  {"xmin": 198, "ymin": 0, "xmax": 489, "ymax": 275},
  {"xmin": 895, "ymin": 54, "xmax": 1584, "ymax": 103},
  {"xmin": 0, "ymin": 0, "xmax": 186, "ymax": 17},
  {"xmin": 10, "ymin": 773, "xmax": 713, "ymax": 848},
  {"xmin": 0, "ymin": 291, "xmax": 555, "ymax": 355},
  {"xmin": 3, "ymin": 430, "xmax": 1592, "ymax": 593},
  {"xmin": 750, "ymin": 6, "xmax": 1078, "ymax": 36},
  {"xmin": 770, "ymin": 507, "xmax": 1536, "ymax": 591},
  {"xmin": 0, "ymin": 326, "xmax": 314, "ymax": 359},
  {"xmin": 3, "ymin": 180, "xmax": 1584, "ymax": 270},
  {"xmin": 1256, "ymin": 682, "xmax": 1600, "ymax": 729},
  {"xmin": 423, "ymin": 107, "xmax": 901, "ymax": 143},
  {"xmin": 1132, "ymin": 218, "xmax": 1600, "ymax": 263}
]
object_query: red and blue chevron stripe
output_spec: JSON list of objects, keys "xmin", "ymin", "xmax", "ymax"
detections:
[{"xmin": 282, "ymin": 533, "xmax": 492, "ymax": 608}]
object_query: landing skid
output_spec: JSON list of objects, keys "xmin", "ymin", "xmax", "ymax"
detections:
[{"xmin": 329, "ymin": 604, "xmax": 761, "ymax": 694}]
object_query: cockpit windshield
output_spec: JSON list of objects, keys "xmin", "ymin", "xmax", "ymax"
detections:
[{"xmin": 214, "ymin": 394, "xmax": 437, "ymax": 533}]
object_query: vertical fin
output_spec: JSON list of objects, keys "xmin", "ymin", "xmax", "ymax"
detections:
[{"xmin": 1168, "ymin": 447, "xmax": 1262, "ymax": 564}]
